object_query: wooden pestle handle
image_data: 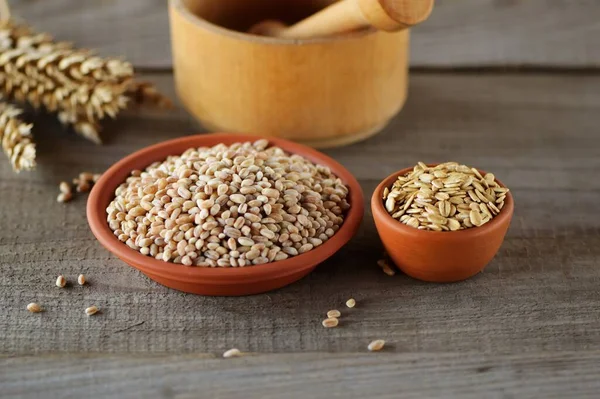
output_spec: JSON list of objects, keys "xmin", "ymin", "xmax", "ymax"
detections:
[{"xmin": 250, "ymin": 0, "xmax": 434, "ymax": 39}]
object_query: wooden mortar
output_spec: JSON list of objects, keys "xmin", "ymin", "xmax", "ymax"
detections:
[{"xmin": 169, "ymin": 0, "xmax": 429, "ymax": 148}]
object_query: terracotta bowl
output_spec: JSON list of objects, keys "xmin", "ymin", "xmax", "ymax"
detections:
[
  {"xmin": 371, "ymin": 166, "xmax": 514, "ymax": 282},
  {"xmin": 87, "ymin": 133, "xmax": 364, "ymax": 296}
]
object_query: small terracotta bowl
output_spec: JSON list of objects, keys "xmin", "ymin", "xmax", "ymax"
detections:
[
  {"xmin": 87, "ymin": 133, "xmax": 364, "ymax": 296},
  {"xmin": 371, "ymin": 166, "xmax": 514, "ymax": 282}
]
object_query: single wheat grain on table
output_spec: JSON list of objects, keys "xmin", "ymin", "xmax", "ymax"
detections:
[
  {"xmin": 26, "ymin": 303, "xmax": 41, "ymax": 313},
  {"xmin": 55, "ymin": 275, "xmax": 66, "ymax": 288},
  {"xmin": 85, "ymin": 306, "xmax": 99, "ymax": 316},
  {"xmin": 223, "ymin": 348, "xmax": 242, "ymax": 358},
  {"xmin": 383, "ymin": 162, "xmax": 509, "ymax": 231},
  {"xmin": 322, "ymin": 317, "xmax": 339, "ymax": 328},
  {"xmin": 368, "ymin": 339, "xmax": 386, "ymax": 351}
]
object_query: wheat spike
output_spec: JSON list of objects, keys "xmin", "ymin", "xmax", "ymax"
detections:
[
  {"xmin": 0, "ymin": 100, "xmax": 35, "ymax": 172},
  {"xmin": 0, "ymin": 20, "xmax": 169, "ymax": 144}
]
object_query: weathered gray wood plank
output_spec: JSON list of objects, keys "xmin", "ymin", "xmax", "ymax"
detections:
[
  {"xmin": 7, "ymin": 0, "xmax": 600, "ymax": 68},
  {"xmin": 3, "ymin": 352, "xmax": 600, "ymax": 399},
  {"xmin": 0, "ymin": 73, "xmax": 599, "ymax": 359}
]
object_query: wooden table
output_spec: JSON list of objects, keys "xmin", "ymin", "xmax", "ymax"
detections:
[{"xmin": 1, "ymin": 2, "xmax": 600, "ymax": 398}]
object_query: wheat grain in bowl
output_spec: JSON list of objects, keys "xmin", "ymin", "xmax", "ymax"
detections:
[
  {"xmin": 106, "ymin": 139, "xmax": 351, "ymax": 267},
  {"xmin": 383, "ymin": 162, "xmax": 509, "ymax": 231}
]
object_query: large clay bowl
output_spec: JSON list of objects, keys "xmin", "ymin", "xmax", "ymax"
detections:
[{"xmin": 88, "ymin": 133, "xmax": 364, "ymax": 295}]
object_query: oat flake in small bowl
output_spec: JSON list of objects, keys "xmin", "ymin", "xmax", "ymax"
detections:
[{"xmin": 105, "ymin": 139, "xmax": 351, "ymax": 267}]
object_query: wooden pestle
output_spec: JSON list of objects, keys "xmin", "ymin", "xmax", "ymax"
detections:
[{"xmin": 249, "ymin": 0, "xmax": 434, "ymax": 39}]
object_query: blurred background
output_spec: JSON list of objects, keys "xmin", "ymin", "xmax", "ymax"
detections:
[{"xmin": 9, "ymin": 0, "xmax": 600, "ymax": 69}]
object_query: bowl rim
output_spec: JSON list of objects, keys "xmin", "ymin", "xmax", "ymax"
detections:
[
  {"xmin": 371, "ymin": 165, "xmax": 514, "ymax": 240},
  {"xmin": 87, "ymin": 133, "xmax": 364, "ymax": 284},
  {"xmin": 170, "ymin": 0, "xmax": 379, "ymax": 45}
]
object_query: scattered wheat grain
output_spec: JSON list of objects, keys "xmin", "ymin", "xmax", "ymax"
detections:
[
  {"xmin": 56, "ymin": 275, "xmax": 66, "ymax": 288},
  {"xmin": 223, "ymin": 348, "xmax": 242, "ymax": 358},
  {"xmin": 322, "ymin": 317, "xmax": 339, "ymax": 328},
  {"xmin": 79, "ymin": 172, "xmax": 94, "ymax": 182},
  {"xmin": 85, "ymin": 306, "xmax": 99, "ymax": 316},
  {"xmin": 59, "ymin": 181, "xmax": 71, "ymax": 194},
  {"xmin": 368, "ymin": 339, "xmax": 385, "ymax": 351},
  {"xmin": 57, "ymin": 192, "xmax": 73, "ymax": 203},
  {"xmin": 27, "ymin": 303, "xmax": 41, "ymax": 313}
]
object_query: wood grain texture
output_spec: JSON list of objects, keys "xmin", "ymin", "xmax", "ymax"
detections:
[
  {"xmin": 3, "ymin": 352, "xmax": 600, "ymax": 399},
  {"xmin": 1, "ymin": 72, "xmax": 599, "ymax": 352},
  {"xmin": 7, "ymin": 0, "xmax": 600, "ymax": 68},
  {"xmin": 1, "ymin": 72, "xmax": 599, "ymax": 396}
]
